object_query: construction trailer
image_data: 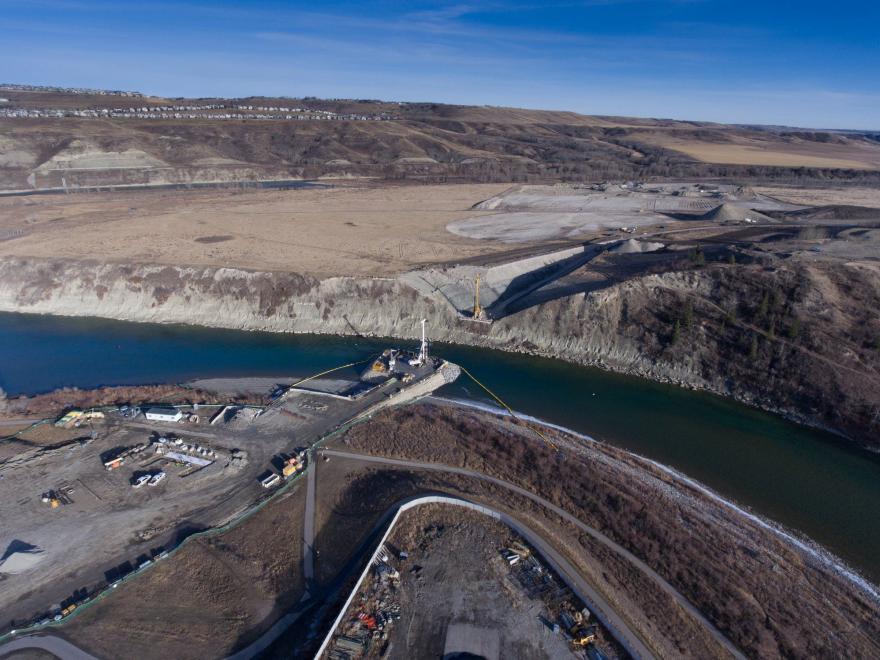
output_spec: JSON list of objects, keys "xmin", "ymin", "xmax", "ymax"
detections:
[
  {"xmin": 144, "ymin": 407, "xmax": 183, "ymax": 423},
  {"xmin": 104, "ymin": 456, "xmax": 124, "ymax": 470},
  {"xmin": 261, "ymin": 473, "xmax": 281, "ymax": 489}
]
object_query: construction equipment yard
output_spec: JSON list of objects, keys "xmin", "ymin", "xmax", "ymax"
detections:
[
  {"xmin": 0, "ymin": 339, "xmax": 458, "ymax": 633},
  {"xmin": 321, "ymin": 503, "xmax": 623, "ymax": 660},
  {"xmin": 2, "ymin": 398, "xmax": 879, "ymax": 659}
]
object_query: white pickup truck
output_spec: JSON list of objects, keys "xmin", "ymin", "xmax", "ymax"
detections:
[{"xmin": 132, "ymin": 474, "xmax": 150, "ymax": 489}]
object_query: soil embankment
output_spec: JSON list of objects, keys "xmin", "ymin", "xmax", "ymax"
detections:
[
  {"xmin": 0, "ymin": 256, "xmax": 877, "ymax": 450},
  {"xmin": 331, "ymin": 403, "xmax": 880, "ymax": 659}
]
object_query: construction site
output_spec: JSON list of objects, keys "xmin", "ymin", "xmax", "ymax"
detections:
[
  {"xmin": 0, "ymin": 87, "xmax": 879, "ymax": 660},
  {"xmin": 2, "ymin": 394, "xmax": 879, "ymax": 659},
  {"xmin": 322, "ymin": 504, "xmax": 618, "ymax": 660},
  {"xmin": 0, "ymin": 326, "xmax": 459, "ymax": 634}
]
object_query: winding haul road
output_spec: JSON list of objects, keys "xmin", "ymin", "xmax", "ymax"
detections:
[
  {"xmin": 321, "ymin": 449, "xmax": 745, "ymax": 660},
  {"xmin": 0, "ymin": 636, "xmax": 97, "ymax": 660}
]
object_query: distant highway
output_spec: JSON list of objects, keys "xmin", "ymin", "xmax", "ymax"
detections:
[{"xmin": 0, "ymin": 179, "xmax": 327, "ymax": 198}]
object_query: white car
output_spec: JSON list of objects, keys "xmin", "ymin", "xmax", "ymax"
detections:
[
  {"xmin": 148, "ymin": 471, "xmax": 166, "ymax": 486},
  {"xmin": 132, "ymin": 475, "xmax": 151, "ymax": 489}
]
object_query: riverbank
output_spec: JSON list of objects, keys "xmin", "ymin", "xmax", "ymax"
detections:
[
  {"xmin": 1, "ymin": 311, "xmax": 879, "ymax": 585},
  {"xmin": 0, "ymin": 256, "xmax": 877, "ymax": 454},
  {"xmin": 0, "ymin": 383, "xmax": 266, "ymax": 423}
]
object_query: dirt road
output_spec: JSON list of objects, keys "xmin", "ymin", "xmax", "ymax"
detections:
[
  {"xmin": 303, "ymin": 460, "xmax": 317, "ymax": 595},
  {"xmin": 321, "ymin": 449, "xmax": 745, "ymax": 660},
  {"xmin": 0, "ymin": 635, "xmax": 97, "ymax": 659},
  {"xmin": 316, "ymin": 493, "xmax": 656, "ymax": 660}
]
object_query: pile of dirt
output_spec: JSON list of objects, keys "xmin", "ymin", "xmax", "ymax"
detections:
[
  {"xmin": 0, "ymin": 546, "xmax": 44, "ymax": 574},
  {"xmin": 699, "ymin": 203, "xmax": 774, "ymax": 223},
  {"xmin": 608, "ymin": 238, "xmax": 665, "ymax": 254}
]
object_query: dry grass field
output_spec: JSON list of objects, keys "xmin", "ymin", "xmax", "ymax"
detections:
[
  {"xmin": 636, "ymin": 133, "xmax": 880, "ymax": 169},
  {"xmin": 3, "ymin": 90, "xmax": 879, "ymax": 194},
  {"xmin": 0, "ymin": 183, "xmax": 512, "ymax": 277}
]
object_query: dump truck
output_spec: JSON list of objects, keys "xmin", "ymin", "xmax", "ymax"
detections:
[{"xmin": 282, "ymin": 452, "xmax": 307, "ymax": 478}]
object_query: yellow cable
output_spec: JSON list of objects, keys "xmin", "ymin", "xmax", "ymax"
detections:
[
  {"xmin": 283, "ymin": 358, "xmax": 559, "ymax": 451},
  {"xmin": 459, "ymin": 364, "xmax": 559, "ymax": 451},
  {"xmin": 287, "ymin": 358, "xmax": 374, "ymax": 389}
]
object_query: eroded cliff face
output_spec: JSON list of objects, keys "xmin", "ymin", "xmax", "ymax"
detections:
[
  {"xmin": 1, "ymin": 257, "xmax": 877, "ymax": 448},
  {"xmin": 0, "ymin": 257, "xmax": 660, "ymax": 372}
]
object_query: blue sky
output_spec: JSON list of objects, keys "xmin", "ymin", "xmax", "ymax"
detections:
[{"xmin": 1, "ymin": 0, "xmax": 878, "ymax": 129}]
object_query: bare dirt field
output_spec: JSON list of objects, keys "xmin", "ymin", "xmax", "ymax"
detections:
[
  {"xmin": 60, "ymin": 483, "xmax": 307, "ymax": 660},
  {"xmin": 0, "ymin": 183, "xmax": 511, "ymax": 277},
  {"xmin": 0, "ymin": 414, "xmax": 285, "ymax": 630},
  {"xmin": 446, "ymin": 182, "xmax": 799, "ymax": 243},
  {"xmin": 0, "ymin": 369, "xmax": 447, "ymax": 640}
]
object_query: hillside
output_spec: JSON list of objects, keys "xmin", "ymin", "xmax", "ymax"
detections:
[{"xmin": 2, "ymin": 88, "xmax": 880, "ymax": 190}]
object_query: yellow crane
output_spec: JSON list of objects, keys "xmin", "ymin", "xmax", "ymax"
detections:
[{"xmin": 473, "ymin": 274, "xmax": 482, "ymax": 319}]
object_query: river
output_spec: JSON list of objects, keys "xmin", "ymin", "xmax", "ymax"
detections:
[{"xmin": 1, "ymin": 311, "xmax": 878, "ymax": 584}]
